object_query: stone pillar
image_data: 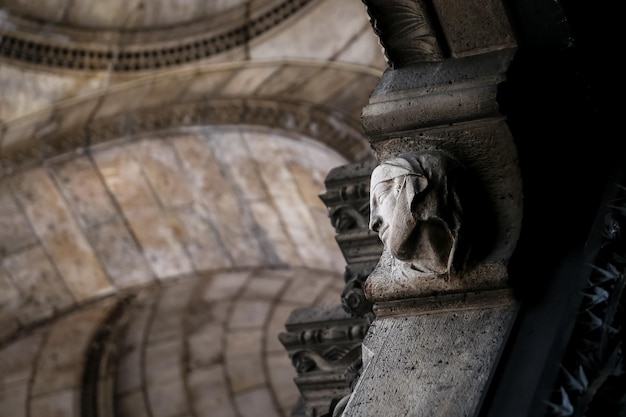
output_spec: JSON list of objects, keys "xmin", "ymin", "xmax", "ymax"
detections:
[{"xmin": 339, "ymin": 1, "xmax": 523, "ymax": 416}]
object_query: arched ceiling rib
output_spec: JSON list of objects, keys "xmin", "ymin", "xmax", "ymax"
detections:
[
  {"xmin": 0, "ymin": 0, "xmax": 382, "ymax": 72},
  {"xmin": 0, "ymin": 60, "xmax": 382, "ymax": 177}
]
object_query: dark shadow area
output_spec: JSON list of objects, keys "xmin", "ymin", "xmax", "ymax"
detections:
[{"xmin": 479, "ymin": 0, "xmax": 621, "ymax": 416}]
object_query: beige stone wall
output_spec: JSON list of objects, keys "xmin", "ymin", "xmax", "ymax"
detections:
[{"xmin": 0, "ymin": 125, "xmax": 347, "ymax": 344}]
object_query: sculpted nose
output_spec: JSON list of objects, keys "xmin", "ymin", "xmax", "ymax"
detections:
[{"xmin": 369, "ymin": 214, "xmax": 382, "ymax": 233}]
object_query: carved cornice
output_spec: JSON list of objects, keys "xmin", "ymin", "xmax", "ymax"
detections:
[
  {"xmin": 279, "ymin": 305, "xmax": 371, "ymax": 416},
  {"xmin": 0, "ymin": 98, "xmax": 370, "ymax": 178},
  {"xmin": 0, "ymin": 0, "xmax": 313, "ymax": 71}
]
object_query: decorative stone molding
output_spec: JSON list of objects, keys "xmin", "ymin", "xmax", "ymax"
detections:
[
  {"xmin": 278, "ymin": 305, "xmax": 372, "ymax": 417},
  {"xmin": 0, "ymin": 0, "xmax": 313, "ymax": 71},
  {"xmin": 0, "ymin": 98, "xmax": 370, "ymax": 178}
]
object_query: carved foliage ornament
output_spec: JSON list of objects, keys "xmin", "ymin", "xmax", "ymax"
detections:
[{"xmin": 369, "ymin": 150, "xmax": 463, "ymax": 275}]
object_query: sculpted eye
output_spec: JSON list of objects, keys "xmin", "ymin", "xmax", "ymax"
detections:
[{"xmin": 375, "ymin": 182, "xmax": 393, "ymax": 203}]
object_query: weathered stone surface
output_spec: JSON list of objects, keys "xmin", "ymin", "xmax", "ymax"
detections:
[
  {"xmin": 221, "ymin": 66, "xmax": 280, "ymax": 97},
  {"xmin": 124, "ymin": 207, "xmax": 195, "ymax": 280},
  {"xmin": 0, "ymin": 332, "xmax": 44, "ymax": 387},
  {"xmin": 2, "ymin": 246, "xmax": 74, "ymax": 324},
  {"xmin": 234, "ymin": 387, "xmax": 281, "ymax": 417},
  {"xmin": 31, "ymin": 300, "xmax": 115, "ymax": 396},
  {"xmin": 50, "ymin": 156, "xmax": 117, "ymax": 228},
  {"xmin": 86, "ymin": 218, "xmax": 155, "ymax": 287},
  {"xmin": 148, "ymin": 279, "xmax": 195, "ymax": 342},
  {"xmin": 229, "ymin": 299, "xmax": 272, "ymax": 329},
  {"xmin": 173, "ymin": 133, "xmax": 266, "ymax": 266},
  {"xmin": 173, "ymin": 206, "xmax": 234, "ymax": 271},
  {"xmin": 342, "ymin": 294, "xmax": 518, "ymax": 417},
  {"xmin": 116, "ymin": 390, "xmax": 150, "ymax": 417},
  {"xmin": 10, "ymin": 168, "xmax": 113, "ymax": 300},
  {"xmin": 130, "ymin": 138, "xmax": 194, "ymax": 208},
  {"xmin": 0, "ymin": 383, "xmax": 28, "ymax": 417},
  {"xmin": 431, "ymin": 0, "xmax": 515, "ymax": 57},
  {"xmin": 187, "ymin": 365, "xmax": 236, "ymax": 417},
  {"xmin": 0, "ymin": 184, "xmax": 37, "ymax": 255},
  {"xmin": 29, "ymin": 388, "xmax": 78, "ymax": 417}
]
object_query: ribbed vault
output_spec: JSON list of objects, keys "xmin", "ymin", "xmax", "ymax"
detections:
[
  {"xmin": 0, "ymin": 1, "xmax": 386, "ymax": 416},
  {"xmin": 0, "ymin": 124, "xmax": 350, "ymax": 417}
]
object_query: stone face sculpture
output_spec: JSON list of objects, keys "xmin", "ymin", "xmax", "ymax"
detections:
[{"xmin": 369, "ymin": 151, "xmax": 463, "ymax": 275}]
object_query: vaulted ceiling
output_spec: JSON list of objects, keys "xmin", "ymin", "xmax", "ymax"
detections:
[{"xmin": 0, "ymin": 2, "xmax": 387, "ymax": 416}]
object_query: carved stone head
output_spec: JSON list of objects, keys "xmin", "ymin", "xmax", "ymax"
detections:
[{"xmin": 369, "ymin": 151, "xmax": 463, "ymax": 275}]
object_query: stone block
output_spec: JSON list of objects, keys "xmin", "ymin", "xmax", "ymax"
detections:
[
  {"xmin": 0, "ymin": 184, "xmax": 37, "ymax": 255},
  {"xmin": 184, "ymin": 70, "xmax": 234, "ymax": 100},
  {"xmin": 10, "ymin": 168, "xmax": 112, "ymax": 301},
  {"xmin": 87, "ymin": 218, "xmax": 154, "ymax": 288},
  {"xmin": 29, "ymin": 388, "xmax": 78, "ymax": 417},
  {"xmin": 145, "ymin": 339, "xmax": 183, "ymax": 385},
  {"xmin": 220, "ymin": 66, "xmax": 280, "ymax": 97},
  {"xmin": 31, "ymin": 301, "xmax": 114, "ymax": 396},
  {"xmin": 0, "ymin": 332, "xmax": 44, "ymax": 388},
  {"xmin": 431, "ymin": 0, "xmax": 516, "ymax": 58},
  {"xmin": 0, "ymin": 266, "xmax": 20, "ymax": 313},
  {"xmin": 290, "ymin": 67, "xmax": 358, "ymax": 104},
  {"xmin": 253, "ymin": 64, "xmax": 321, "ymax": 97},
  {"xmin": 2, "ymin": 246, "xmax": 73, "ymax": 324},
  {"xmin": 229, "ymin": 300, "xmax": 271, "ymax": 329},
  {"xmin": 266, "ymin": 352, "xmax": 300, "ymax": 414},
  {"xmin": 266, "ymin": 304, "xmax": 299, "ymax": 354},
  {"xmin": 333, "ymin": 25, "xmax": 387, "ymax": 70},
  {"xmin": 115, "ymin": 297, "xmax": 156, "ymax": 394},
  {"xmin": 249, "ymin": 0, "xmax": 366, "ymax": 64},
  {"xmin": 146, "ymin": 377, "xmax": 190, "ymax": 417},
  {"xmin": 202, "ymin": 271, "xmax": 250, "ymax": 302},
  {"xmin": 93, "ymin": 146, "xmax": 158, "ymax": 211},
  {"xmin": 226, "ymin": 329, "xmax": 263, "ymax": 357},
  {"xmin": 234, "ymin": 387, "xmax": 281, "ymax": 417},
  {"xmin": 115, "ymin": 389, "xmax": 150, "ymax": 417},
  {"xmin": 173, "ymin": 206, "xmax": 233, "ymax": 272},
  {"xmin": 187, "ymin": 365, "xmax": 236, "ymax": 417},
  {"xmin": 129, "ymin": 138, "xmax": 194, "ymax": 208},
  {"xmin": 0, "ymin": 383, "xmax": 28, "ymax": 417},
  {"xmin": 187, "ymin": 322, "xmax": 223, "ymax": 369},
  {"xmin": 341, "ymin": 295, "xmax": 518, "ymax": 417},
  {"xmin": 49, "ymin": 156, "xmax": 117, "ymax": 228},
  {"xmin": 148, "ymin": 280, "xmax": 195, "ymax": 342},
  {"xmin": 247, "ymin": 136, "xmax": 331, "ymax": 269},
  {"xmin": 281, "ymin": 273, "xmax": 334, "ymax": 304},
  {"xmin": 124, "ymin": 207, "xmax": 194, "ymax": 280},
  {"xmin": 173, "ymin": 133, "xmax": 265, "ymax": 265},
  {"xmin": 241, "ymin": 273, "xmax": 287, "ymax": 300},
  {"xmin": 226, "ymin": 352, "xmax": 265, "ymax": 394},
  {"xmin": 248, "ymin": 200, "xmax": 302, "ymax": 267}
]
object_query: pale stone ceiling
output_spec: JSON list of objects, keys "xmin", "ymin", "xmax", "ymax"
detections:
[
  {"xmin": 0, "ymin": 1, "xmax": 386, "ymax": 416},
  {"xmin": 3, "ymin": 0, "xmax": 251, "ymax": 30}
]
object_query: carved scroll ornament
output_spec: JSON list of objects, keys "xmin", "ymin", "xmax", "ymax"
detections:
[{"xmin": 369, "ymin": 150, "xmax": 463, "ymax": 276}]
